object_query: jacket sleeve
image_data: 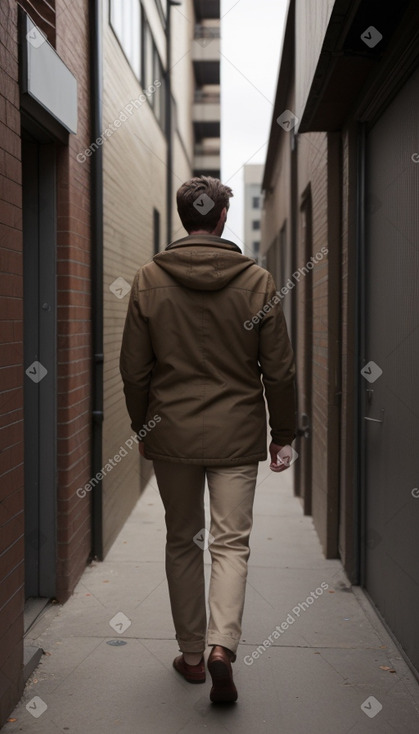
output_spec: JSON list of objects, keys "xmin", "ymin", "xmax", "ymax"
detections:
[
  {"xmin": 258, "ymin": 274, "xmax": 297, "ymax": 446},
  {"xmin": 119, "ymin": 272, "xmax": 155, "ymax": 434}
]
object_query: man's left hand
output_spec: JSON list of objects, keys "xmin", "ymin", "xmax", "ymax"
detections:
[
  {"xmin": 138, "ymin": 441, "xmax": 145, "ymax": 456},
  {"xmin": 269, "ymin": 442, "xmax": 292, "ymax": 472}
]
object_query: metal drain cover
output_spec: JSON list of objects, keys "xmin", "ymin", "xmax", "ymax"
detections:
[{"xmin": 106, "ymin": 639, "xmax": 127, "ymax": 646}]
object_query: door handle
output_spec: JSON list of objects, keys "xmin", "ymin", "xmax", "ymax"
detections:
[
  {"xmin": 366, "ymin": 388, "xmax": 374, "ymax": 405},
  {"xmin": 297, "ymin": 412, "xmax": 310, "ymax": 438},
  {"xmin": 364, "ymin": 409, "xmax": 384, "ymax": 424}
]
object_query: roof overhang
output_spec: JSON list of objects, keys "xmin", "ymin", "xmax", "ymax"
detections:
[
  {"xmin": 299, "ymin": 0, "xmax": 412, "ymax": 132},
  {"xmin": 263, "ymin": 0, "xmax": 417, "ymax": 191}
]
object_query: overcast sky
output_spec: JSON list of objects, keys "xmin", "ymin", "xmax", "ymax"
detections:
[{"xmin": 220, "ymin": 0, "xmax": 288, "ymax": 250}]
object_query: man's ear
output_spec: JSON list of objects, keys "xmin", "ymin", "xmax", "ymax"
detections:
[{"xmin": 212, "ymin": 207, "xmax": 228, "ymax": 236}]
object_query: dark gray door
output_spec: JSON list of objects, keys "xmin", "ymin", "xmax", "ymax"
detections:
[
  {"xmin": 363, "ymin": 67, "xmax": 419, "ymax": 673},
  {"xmin": 22, "ymin": 136, "xmax": 57, "ymax": 599},
  {"xmin": 295, "ymin": 189, "xmax": 313, "ymax": 514}
]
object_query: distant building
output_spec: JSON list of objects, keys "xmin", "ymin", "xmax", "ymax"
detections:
[
  {"xmin": 261, "ymin": 0, "xmax": 419, "ymax": 677},
  {"xmin": 192, "ymin": 0, "xmax": 221, "ymax": 182},
  {"xmin": 243, "ymin": 164, "xmax": 264, "ymax": 263}
]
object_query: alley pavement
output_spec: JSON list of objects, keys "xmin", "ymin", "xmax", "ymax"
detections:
[{"xmin": 5, "ymin": 458, "xmax": 419, "ymax": 734}]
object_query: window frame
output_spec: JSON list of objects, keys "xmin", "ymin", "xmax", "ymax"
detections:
[
  {"xmin": 142, "ymin": 12, "xmax": 166, "ymax": 132},
  {"xmin": 153, "ymin": 46, "xmax": 165, "ymax": 129},
  {"xmin": 109, "ymin": 0, "xmax": 142, "ymax": 83},
  {"xmin": 153, "ymin": 208, "xmax": 161, "ymax": 254},
  {"xmin": 155, "ymin": 0, "xmax": 167, "ymax": 26}
]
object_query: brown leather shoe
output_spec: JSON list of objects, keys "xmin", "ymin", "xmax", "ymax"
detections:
[
  {"xmin": 207, "ymin": 646, "xmax": 238, "ymax": 703},
  {"xmin": 173, "ymin": 654, "xmax": 206, "ymax": 683}
]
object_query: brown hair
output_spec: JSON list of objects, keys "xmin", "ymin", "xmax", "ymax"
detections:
[{"xmin": 176, "ymin": 176, "xmax": 234, "ymax": 233}]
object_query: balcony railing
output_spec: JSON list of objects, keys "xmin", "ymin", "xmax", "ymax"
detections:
[
  {"xmin": 194, "ymin": 143, "xmax": 220, "ymax": 156},
  {"xmin": 194, "ymin": 24, "xmax": 221, "ymax": 39},
  {"xmin": 194, "ymin": 90, "xmax": 221, "ymax": 104}
]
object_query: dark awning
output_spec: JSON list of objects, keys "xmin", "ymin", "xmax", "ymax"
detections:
[{"xmin": 299, "ymin": 0, "xmax": 412, "ymax": 132}]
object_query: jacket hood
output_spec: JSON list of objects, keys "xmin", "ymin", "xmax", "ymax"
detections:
[{"xmin": 152, "ymin": 235, "xmax": 256, "ymax": 291}]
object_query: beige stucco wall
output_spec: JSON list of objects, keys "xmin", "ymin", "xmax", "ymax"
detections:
[
  {"xmin": 101, "ymin": 0, "xmax": 192, "ymax": 554},
  {"xmin": 171, "ymin": 0, "xmax": 195, "ymax": 159},
  {"xmin": 170, "ymin": 0, "xmax": 195, "ymax": 240}
]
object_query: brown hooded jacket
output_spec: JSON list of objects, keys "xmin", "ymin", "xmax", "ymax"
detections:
[{"xmin": 119, "ymin": 234, "xmax": 296, "ymax": 465}]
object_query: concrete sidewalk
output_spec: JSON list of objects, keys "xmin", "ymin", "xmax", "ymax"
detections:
[{"xmin": 5, "ymin": 459, "xmax": 419, "ymax": 733}]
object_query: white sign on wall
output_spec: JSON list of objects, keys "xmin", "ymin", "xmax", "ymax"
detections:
[{"xmin": 22, "ymin": 14, "xmax": 78, "ymax": 134}]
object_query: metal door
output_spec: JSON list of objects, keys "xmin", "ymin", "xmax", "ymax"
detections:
[
  {"xmin": 362, "ymin": 67, "xmax": 419, "ymax": 673},
  {"xmin": 22, "ymin": 135, "xmax": 57, "ymax": 599},
  {"xmin": 295, "ymin": 188, "xmax": 313, "ymax": 514}
]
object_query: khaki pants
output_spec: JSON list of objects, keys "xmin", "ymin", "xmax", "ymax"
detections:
[{"xmin": 153, "ymin": 461, "xmax": 258, "ymax": 655}]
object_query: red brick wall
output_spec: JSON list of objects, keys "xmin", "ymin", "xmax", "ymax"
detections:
[
  {"xmin": 1, "ymin": 0, "xmax": 93, "ymax": 722},
  {"xmin": 296, "ymin": 133, "xmax": 330, "ymax": 548},
  {"xmin": 54, "ymin": 0, "xmax": 92, "ymax": 601},
  {"xmin": 0, "ymin": 0, "xmax": 24, "ymax": 726},
  {"xmin": 295, "ymin": 132, "xmax": 340, "ymax": 557},
  {"xmin": 18, "ymin": 0, "xmax": 56, "ymax": 44},
  {"xmin": 263, "ymin": 125, "xmax": 341, "ymax": 557}
]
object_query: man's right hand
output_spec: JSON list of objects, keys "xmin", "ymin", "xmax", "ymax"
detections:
[{"xmin": 269, "ymin": 442, "xmax": 292, "ymax": 472}]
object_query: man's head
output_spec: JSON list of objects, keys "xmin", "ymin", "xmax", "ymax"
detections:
[{"xmin": 176, "ymin": 176, "xmax": 234, "ymax": 236}]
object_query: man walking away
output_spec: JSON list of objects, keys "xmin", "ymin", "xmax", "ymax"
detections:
[{"xmin": 120, "ymin": 176, "xmax": 296, "ymax": 703}]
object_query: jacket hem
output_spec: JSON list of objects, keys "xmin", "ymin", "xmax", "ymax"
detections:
[{"xmin": 144, "ymin": 451, "xmax": 266, "ymax": 465}]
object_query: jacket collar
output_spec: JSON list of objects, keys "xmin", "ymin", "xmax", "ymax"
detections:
[{"xmin": 165, "ymin": 234, "xmax": 242, "ymax": 253}]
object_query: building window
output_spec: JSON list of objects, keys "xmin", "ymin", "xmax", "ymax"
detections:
[
  {"xmin": 252, "ymin": 196, "xmax": 260, "ymax": 208},
  {"xmin": 143, "ymin": 19, "xmax": 166, "ymax": 131},
  {"xmin": 144, "ymin": 21, "xmax": 154, "ymax": 90},
  {"xmin": 110, "ymin": 0, "xmax": 141, "ymax": 81},
  {"xmin": 253, "ymin": 241, "xmax": 260, "ymax": 253},
  {"xmin": 252, "ymin": 220, "xmax": 260, "ymax": 230},
  {"xmin": 153, "ymin": 208, "xmax": 160, "ymax": 254},
  {"xmin": 153, "ymin": 48, "xmax": 165, "ymax": 128}
]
